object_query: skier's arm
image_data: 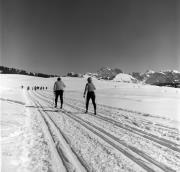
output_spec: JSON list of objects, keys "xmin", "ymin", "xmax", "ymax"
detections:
[
  {"xmin": 83, "ymin": 84, "xmax": 88, "ymax": 97},
  {"xmin": 53, "ymin": 82, "xmax": 56, "ymax": 92},
  {"xmin": 93, "ymin": 83, "xmax": 96, "ymax": 90}
]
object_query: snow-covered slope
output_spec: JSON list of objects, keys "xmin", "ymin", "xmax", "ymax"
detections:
[
  {"xmin": 113, "ymin": 73, "xmax": 137, "ymax": 83},
  {"xmin": 1, "ymin": 74, "xmax": 180, "ymax": 172},
  {"xmin": 2, "ymin": 74, "xmax": 179, "ymax": 120}
]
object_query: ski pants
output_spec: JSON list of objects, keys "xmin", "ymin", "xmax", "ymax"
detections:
[
  {"xmin": 86, "ymin": 91, "xmax": 96, "ymax": 112},
  {"xmin": 54, "ymin": 90, "xmax": 64, "ymax": 107}
]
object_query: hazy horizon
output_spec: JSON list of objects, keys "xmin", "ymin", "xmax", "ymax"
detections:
[{"xmin": 1, "ymin": 0, "xmax": 180, "ymax": 75}]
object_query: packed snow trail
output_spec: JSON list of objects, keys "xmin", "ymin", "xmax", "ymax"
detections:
[
  {"xmin": 29, "ymin": 91, "xmax": 157, "ymax": 172},
  {"xmin": 28, "ymin": 91, "xmax": 146, "ymax": 172},
  {"xmin": 27, "ymin": 91, "xmax": 88, "ymax": 172},
  {"xmin": 33, "ymin": 90, "xmax": 179, "ymax": 171},
  {"xmin": 29, "ymin": 90, "xmax": 180, "ymax": 172},
  {"xmin": 37, "ymin": 90, "xmax": 180, "ymax": 152}
]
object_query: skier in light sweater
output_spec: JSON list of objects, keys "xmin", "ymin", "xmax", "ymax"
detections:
[
  {"xmin": 53, "ymin": 77, "xmax": 66, "ymax": 108},
  {"xmin": 83, "ymin": 77, "xmax": 97, "ymax": 115}
]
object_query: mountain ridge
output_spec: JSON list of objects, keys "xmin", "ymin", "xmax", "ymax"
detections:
[{"xmin": 1, "ymin": 66, "xmax": 180, "ymax": 87}]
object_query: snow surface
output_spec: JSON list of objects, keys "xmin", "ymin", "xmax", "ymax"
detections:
[
  {"xmin": 1, "ymin": 74, "xmax": 180, "ymax": 172},
  {"xmin": 0, "ymin": 88, "xmax": 53, "ymax": 172}
]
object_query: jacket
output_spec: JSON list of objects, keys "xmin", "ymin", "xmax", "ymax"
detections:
[{"xmin": 54, "ymin": 81, "xmax": 66, "ymax": 91}]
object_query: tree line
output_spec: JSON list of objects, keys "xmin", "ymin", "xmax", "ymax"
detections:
[{"xmin": 0, "ymin": 66, "xmax": 59, "ymax": 78}]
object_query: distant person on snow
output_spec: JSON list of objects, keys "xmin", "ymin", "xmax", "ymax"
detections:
[
  {"xmin": 54, "ymin": 77, "xmax": 66, "ymax": 108},
  {"xmin": 83, "ymin": 77, "xmax": 96, "ymax": 115}
]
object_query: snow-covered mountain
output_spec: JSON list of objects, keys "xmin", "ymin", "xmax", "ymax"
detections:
[
  {"xmin": 142, "ymin": 70, "xmax": 180, "ymax": 85},
  {"xmin": 83, "ymin": 68, "xmax": 180, "ymax": 86},
  {"xmin": 97, "ymin": 67, "xmax": 123, "ymax": 80},
  {"xmin": 113, "ymin": 73, "xmax": 137, "ymax": 83},
  {"xmin": 1, "ymin": 65, "xmax": 179, "ymax": 86}
]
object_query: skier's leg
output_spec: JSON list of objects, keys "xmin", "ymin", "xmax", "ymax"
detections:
[
  {"xmin": 55, "ymin": 91, "xmax": 58, "ymax": 107},
  {"xmin": 60, "ymin": 90, "xmax": 63, "ymax": 108},
  {"xmin": 91, "ymin": 93, "xmax": 96, "ymax": 114},
  {"xmin": 86, "ymin": 92, "xmax": 90, "ymax": 112}
]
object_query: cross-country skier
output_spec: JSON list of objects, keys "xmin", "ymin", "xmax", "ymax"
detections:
[
  {"xmin": 53, "ymin": 77, "xmax": 66, "ymax": 108},
  {"xmin": 83, "ymin": 77, "xmax": 96, "ymax": 115}
]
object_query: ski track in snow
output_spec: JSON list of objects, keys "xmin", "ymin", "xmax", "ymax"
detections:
[
  {"xmin": 26, "ymin": 89, "xmax": 180, "ymax": 172},
  {"xmin": 27, "ymin": 91, "xmax": 90, "ymax": 172},
  {"xmin": 28, "ymin": 91, "xmax": 146, "ymax": 172},
  {"xmin": 39, "ymin": 90, "xmax": 180, "ymax": 148}
]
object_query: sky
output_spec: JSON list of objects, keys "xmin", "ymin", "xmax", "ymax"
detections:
[{"xmin": 1, "ymin": 0, "xmax": 180, "ymax": 75}]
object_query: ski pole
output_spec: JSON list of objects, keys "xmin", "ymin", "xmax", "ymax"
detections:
[
  {"xmin": 53, "ymin": 91, "xmax": 55, "ymax": 107},
  {"xmin": 83, "ymin": 93, "xmax": 86, "ymax": 111}
]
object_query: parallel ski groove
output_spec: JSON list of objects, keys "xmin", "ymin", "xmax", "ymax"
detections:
[
  {"xmin": 31, "ymin": 91, "xmax": 176, "ymax": 172},
  {"xmin": 28, "ymin": 92, "xmax": 89, "ymax": 172},
  {"xmin": 66, "ymin": 101, "xmax": 180, "ymax": 152},
  {"xmin": 36, "ymin": 90, "xmax": 180, "ymax": 152},
  {"xmin": 27, "ymin": 92, "xmax": 67, "ymax": 172}
]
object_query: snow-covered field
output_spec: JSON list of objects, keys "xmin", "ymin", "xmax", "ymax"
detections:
[{"xmin": 1, "ymin": 74, "xmax": 180, "ymax": 172}]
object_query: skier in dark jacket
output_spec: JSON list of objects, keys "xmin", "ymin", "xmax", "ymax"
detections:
[
  {"xmin": 54, "ymin": 77, "xmax": 66, "ymax": 108},
  {"xmin": 83, "ymin": 77, "xmax": 96, "ymax": 115}
]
